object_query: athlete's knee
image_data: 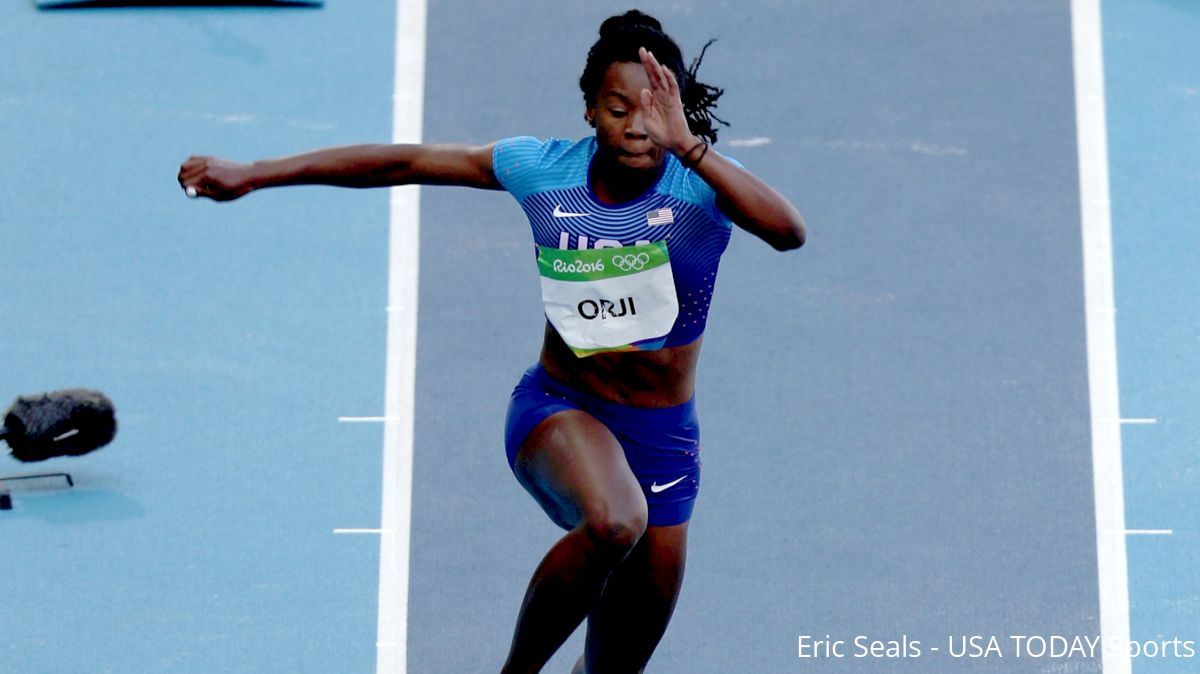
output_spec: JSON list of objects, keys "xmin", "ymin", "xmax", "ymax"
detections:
[{"xmin": 580, "ymin": 501, "xmax": 647, "ymax": 553}]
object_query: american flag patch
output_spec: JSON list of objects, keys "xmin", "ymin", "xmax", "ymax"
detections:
[{"xmin": 646, "ymin": 208, "xmax": 674, "ymax": 226}]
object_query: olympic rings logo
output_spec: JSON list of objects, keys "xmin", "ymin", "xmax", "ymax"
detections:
[{"xmin": 612, "ymin": 252, "xmax": 651, "ymax": 272}]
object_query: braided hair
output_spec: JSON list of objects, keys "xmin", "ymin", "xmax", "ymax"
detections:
[{"xmin": 579, "ymin": 10, "xmax": 728, "ymax": 145}]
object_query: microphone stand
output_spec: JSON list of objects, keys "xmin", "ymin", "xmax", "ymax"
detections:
[{"xmin": 1, "ymin": 427, "xmax": 77, "ymax": 510}]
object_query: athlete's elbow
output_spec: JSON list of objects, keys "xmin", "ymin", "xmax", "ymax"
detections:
[{"xmin": 771, "ymin": 218, "xmax": 806, "ymax": 251}]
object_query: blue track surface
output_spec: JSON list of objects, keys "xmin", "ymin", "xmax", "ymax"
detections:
[
  {"xmin": 0, "ymin": 1, "xmax": 1194, "ymax": 673},
  {"xmin": 2, "ymin": 4, "xmax": 391, "ymax": 672},
  {"xmin": 1105, "ymin": 0, "xmax": 1200, "ymax": 671}
]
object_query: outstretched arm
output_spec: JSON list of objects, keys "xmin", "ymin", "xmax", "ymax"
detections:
[
  {"xmin": 177, "ymin": 143, "xmax": 501, "ymax": 201},
  {"xmin": 637, "ymin": 47, "xmax": 806, "ymax": 251}
]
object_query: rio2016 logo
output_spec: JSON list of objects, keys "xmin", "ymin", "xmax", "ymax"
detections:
[{"xmin": 552, "ymin": 258, "xmax": 605, "ymax": 274}]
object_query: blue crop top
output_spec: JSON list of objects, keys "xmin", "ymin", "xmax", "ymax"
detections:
[{"xmin": 493, "ymin": 136, "xmax": 735, "ymax": 348}]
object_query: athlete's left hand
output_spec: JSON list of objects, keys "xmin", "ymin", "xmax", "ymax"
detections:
[{"xmin": 638, "ymin": 47, "xmax": 700, "ymax": 156}]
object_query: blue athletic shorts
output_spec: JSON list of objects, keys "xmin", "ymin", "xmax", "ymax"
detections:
[{"xmin": 504, "ymin": 364, "xmax": 701, "ymax": 527}]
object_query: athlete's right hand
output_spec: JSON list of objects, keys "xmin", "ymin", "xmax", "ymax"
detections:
[{"xmin": 178, "ymin": 156, "xmax": 255, "ymax": 202}]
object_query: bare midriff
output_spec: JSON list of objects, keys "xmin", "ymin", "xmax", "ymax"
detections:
[{"xmin": 537, "ymin": 321, "xmax": 700, "ymax": 408}]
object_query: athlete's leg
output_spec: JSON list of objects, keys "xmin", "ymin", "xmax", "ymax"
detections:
[
  {"xmin": 500, "ymin": 409, "xmax": 649, "ymax": 674},
  {"xmin": 579, "ymin": 522, "xmax": 688, "ymax": 673}
]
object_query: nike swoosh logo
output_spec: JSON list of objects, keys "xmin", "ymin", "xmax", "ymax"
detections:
[
  {"xmin": 552, "ymin": 204, "xmax": 590, "ymax": 218},
  {"xmin": 650, "ymin": 476, "xmax": 687, "ymax": 493}
]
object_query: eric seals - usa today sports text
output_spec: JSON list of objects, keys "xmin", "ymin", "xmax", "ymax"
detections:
[{"xmin": 797, "ymin": 634, "xmax": 1196, "ymax": 660}]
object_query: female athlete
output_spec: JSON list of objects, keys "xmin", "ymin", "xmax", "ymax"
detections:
[{"xmin": 178, "ymin": 10, "xmax": 804, "ymax": 673}]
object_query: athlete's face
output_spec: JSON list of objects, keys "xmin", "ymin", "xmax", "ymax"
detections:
[{"xmin": 588, "ymin": 61, "xmax": 664, "ymax": 172}]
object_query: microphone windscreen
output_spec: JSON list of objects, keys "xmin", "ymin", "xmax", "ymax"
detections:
[{"xmin": 3, "ymin": 389, "xmax": 117, "ymax": 463}]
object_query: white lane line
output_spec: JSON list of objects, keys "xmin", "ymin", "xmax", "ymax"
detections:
[
  {"xmin": 1118, "ymin": 418, "xmax": 1157, "ymax": 425},
  {"xmin": 338, "ymin": 416, "xmax": 396, "ymax": 423},
  {"xmin": 1072, "ymin": 2, "xmax": 1132, "ymax": 674},
  {"xmin": 335, "ymin": 528, "xmax": 395, "ymax": 535},
  {"xmin": 378, "ymin": 0, "xmax": 426, "ymax": 672},
  {"xmin": 1125, "ymin": 530, "xmax": 1173, "ymax": 536}
]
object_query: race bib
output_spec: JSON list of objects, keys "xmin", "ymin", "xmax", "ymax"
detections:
[{"xmin": 537, "ymin": 242, "xmax": 679, "ymax": 357}]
